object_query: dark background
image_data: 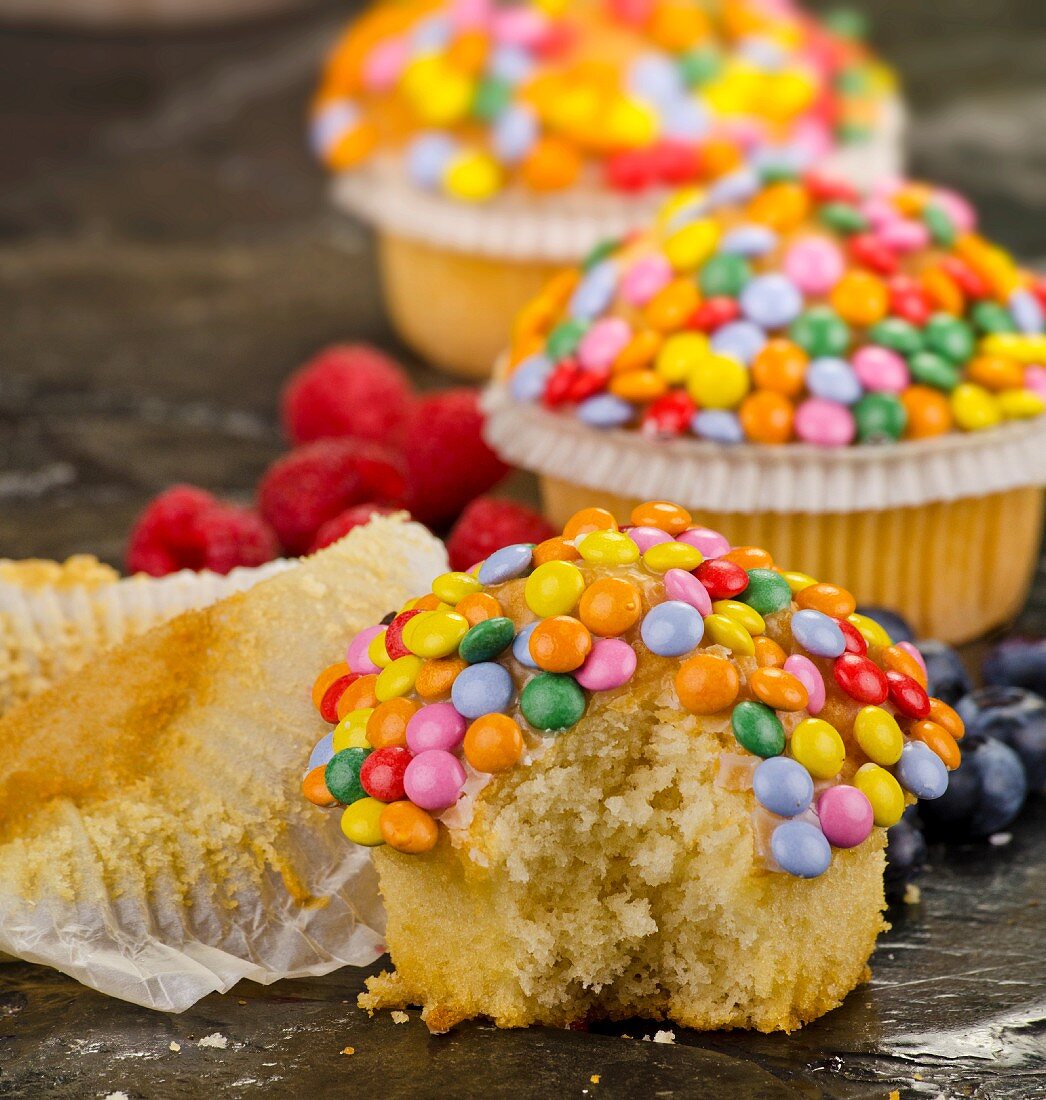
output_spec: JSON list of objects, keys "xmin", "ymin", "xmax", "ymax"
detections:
[{"xmin": 1, "ymin": 3, "xmax": 1045, "ymax": 1097}]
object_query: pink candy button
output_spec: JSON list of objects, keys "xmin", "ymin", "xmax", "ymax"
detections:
[
  {"xmin": 626, "ymin": 525, "xmax": 674, "ymax": 552},
  {"xmin": 676, "ymin": 526, "xmax": 730, "ymax": 558},
  {"xmin": 852, "ymin": 345, "xmax": 910, "ymax": 394},
  {"xmin": 795, "ymin": 398, "xmax": 856, "ymax": 447},
  {"xmin": 575, "ymin": 638, "xmax": 637, "ymax": 692},
  {"xmin": 783, "ymin": 654, "xmax": 826, "ymax": 715},
  {"xmin": 577, "ymin": 317, "xmax": 631, "ymax": 370},
  {"xmin": 621, "ymin": 253, "xmax": 673, "ymax": 307},
  {"xmin": 346, "ymin": 624, "xmax": 385, "ymax": 675},
  {"xmin": 783, "ymin": 236, "xmax": 845, "ymax": 296},
  {"xmin": 817, "ymin": 785, "xmax": 874, "ymax": 849},
  {"xmin": 403, "ymin": 750, "xmax": 467, "ymax": 811},
  {"xmin": 664, "ymin": 567, "xmax": 713, "ymax": 616},
  {"xmin": 406, "ymin": 703, "xmax": 467, "ymax": 754}
]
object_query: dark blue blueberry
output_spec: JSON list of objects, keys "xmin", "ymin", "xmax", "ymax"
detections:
[
  {"xmin": 883, "ymin": 809, "xmax": 926, "ymax": 904},
  {"xmin": 916, "ymin": 640, "xmax": 972, "ymax": 706},
  {"xmin": 919, "ymin": 736, "xmax": 1027, "ymax": 840},
  {"xmin": 982, "ymin": 638, "xmax": 1046, "ymax": 697},
  {"xmin": 956, "ymin": 686, "xmax": 1046, "ymax": 790},
  {"xmin": 855, "ymin": 605, "xmax": 916, "ymax": 645}
]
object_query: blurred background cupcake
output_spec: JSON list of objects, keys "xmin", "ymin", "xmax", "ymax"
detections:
[
  {"xmin": 483, "ymin": 169, "xmax": 1046, "ymax": 644},
  {"xmin": 311, "ymin": 0, "xmax": 902, "ymax": 378}
]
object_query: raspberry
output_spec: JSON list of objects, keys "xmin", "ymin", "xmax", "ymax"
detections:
[
  {"xmin": 309, "ymin": 503, "xmax": 403, "ymax": 553},
  {"xmin": 446, "ymin": 497, "xmax": 555, "ymax": 572},
  {"xmin": 258, "ymin": 439, "xmax": 407, "ymax": 555},
  {"xmin": 281, "ymin": 344, "xmax": 413, "ymax": 447},
  {"xmin": 126, "ymin": 484, "xmax": 278, "ymax": 577},
  {"xmin": 401, "ymin": 389, "xmax": 509, "ymax": 528}
]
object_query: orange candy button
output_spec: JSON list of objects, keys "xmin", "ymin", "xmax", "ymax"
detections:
[
  {"xmin": 722, "ymin": 545, "xmax": 774, "ymax": 571},
  {"xmin": 881, "ymin": 645, "xmax": 928, "ymax": 688},
  {"xmin": 302, "ymin": 765, "xmax": 337, "ymax": 807},
  {"xmin": 312, "ymin": 661, "xmax": 350, "ymax": 711},
  {"xmin": 928, "ymin": 697, "xmax": 965, "ymax": 740},
  {"xmin": 457, "ymin": 592, "xmax": 503, "ymax": 626},
  {"xmin": 910, "ymin": 719, "xmax": 961, "ymax": 770},
  {"xmin": 579, "ymin": 577, "xmax": 644, "ymax": 637},
  {"xmin": 366, "ymin": 697, "xmax": 419, "ymax": 749},
  {"xmin": 380, "ymin": 800, "xmax": 439, "ymax": 853},
  {"xmin": 563, "ymin": 507, "xmax": 617, "ymax": 540},
  {"xmin": 795, "ymin": 582, "xmax": 857, "ymax": 619},
  {"xmin": 901, "ymin": 385, "xmax": 953, "ymax": 439},
  {"xmin": 414, "ymin": 657, "xmax": 466, "ymax": 701},
  {"xmin": 829, "ymin": 270, "xmax": 889, "ymax": 327},
  {"xmin": 337, "ymin": 673, "xmax": 379, "ymax": 719},
  {"xmin": 752, "ymin": 338, "xmax": 808, "ymax": 397},
  {"xmin": 675, "ymin": 653, "xmax": 740, "ymax": 714},
  {"xmin": 753, "ymin": 635, "xmax": 787, "ymax": 668},
  {"xmin": 630, "ymin": 500, "xmax": 692, "ymax": 534},
  {"xmin": 529, "ymin": 616, "xmax": 593, "ymax": 673},
  {"xmin": 463, "ymin": 713, "xmax": 525, "ymax": 773},
  {"xmin": 533, "ymin": 536, "xmax": 582, "ymax": 565},
  {"xmin": 739, "ymin": 391, "xmax": 794, "ymax": 444},
  {"xmin": 750, "ymin": 666, "xmax": 809, "ymax": 711}
]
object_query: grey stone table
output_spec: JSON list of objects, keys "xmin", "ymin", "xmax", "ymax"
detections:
[{"xmin": 0, "ymin": 3, "xmax": 1045, "ymax": 1096}]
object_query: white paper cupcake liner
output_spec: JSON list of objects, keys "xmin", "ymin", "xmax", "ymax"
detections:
[
  {"xmin": 483, "ymin": 381, "xmax": 1046, "ymax": 515},
  {"xmin": 331, "ymin": 97, "xmax": 905, "ymax": 263},
  {"xmin": 0, "ymin": 560, "xmax": 293, "ymax": 718},
  {"xmin": 0, "ymin": 516, "xmax": 449, "ymax": 1011}
]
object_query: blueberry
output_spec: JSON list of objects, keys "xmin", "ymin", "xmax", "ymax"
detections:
[
  {"xmin": 983, "ymin": 638, "xmax": 1046, "ymax": 697},
  {"xmin": 855, "ymin": 605, "xmax": 916, "ymax": 644},
  {"xmin": 919, "ymin": 736, "xmax": 1027, "ymax": 840},
  {"xmin": 956, "ymin": 686, "xmax": 1046, "ymax": 790},
  {"xmin": 883, "ymin": 809, "xmax": 926, "ymax": 903},
  {"xmin": 916, "ymin": 640, "xmax": 972, "ymax": 706}
]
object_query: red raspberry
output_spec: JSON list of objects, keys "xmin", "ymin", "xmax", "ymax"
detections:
[
  {"xmin": 309, "ymin": 503, "xmax": 403, "ymax": 553},
  {"xmin": 126, "ymin": 484, "xmax": 278, "ymax": 577},
  {"xmin": 258, "ymin": 439, "xmax": 407, "ymax": 555},
  {"xmin": 401, "ymin": 389, "xmax": 509, "ymax": 528},
  {"xmin": 446, "ymin": 497, "xmax": 555, "ymax": 572},
  {"xmin": 281, "ymin": 344, "xmax": 413, "ymax": 447}
]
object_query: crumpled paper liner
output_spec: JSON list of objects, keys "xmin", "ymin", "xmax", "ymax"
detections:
[
  {"xmin": 331, "ymin": 97, "xmax": 905, "ymax": 263},
  {"xmin": 0, "ymin": 516, "xmax": 448, "ymax": 1012},
  {"xmin": 482, "ymin": 381, "xmax": 1046, "ymax": 514},
  {"xmin": 0, "ymin": 559, "xmax": 293, "ymax": 718}
]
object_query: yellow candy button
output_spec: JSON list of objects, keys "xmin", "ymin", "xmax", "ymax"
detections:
[
  {"xmin": 790, "ymin": 718, "xmax": 845, "ymax": 780},
  {"xmin": 524, "ymin": 560, "xmax": 587, "ymax": 617},
  {"xmin": 577, "ymin": 531, "xmax": 640, "ymax": 567},
  {"xmin": 781, "ymin": 570, "xmax": 818, "ymax": 594},
  {"xmin": 854, "ymin": 763, "xmax": 905, "ymax": 828},
  {"xmin": 655, "ymin": 332, "xmax": 709, "ymax": 384},
  {"xmin": 847, "ymin": 613, "xmax": 892, "ymax": 649},
  {"xmin": 687, "ymin": 352, "xmax": 750, "ymax": 408},
  {"xmin": 444, "ymin": 151, "xmax": 501, "ymax": 202},
  {"xmin": 376, "ymin": 655, "xmax": 423, "ymax": 702},
  {"xmin": 998, "ymin": 388, "xmax": 1046, "ymax": 419},
  {"xmin": 432, "ymin": 571, "xmax": 483, "ymax": 605},
  {"xmin": 711, "ymin": 599, "xmax": 765, "ymax": 637},
  {"xmin": 951, "ymin": 383, "xmax": 1002, "ymax": 432},
  {"xmin": 980, "ymin": 334, "xmax": 1046, "ymax": 364},
  {"xmin": 332, "ymin": 708, "xmax": 373, "ymax": 751},
  {"xmin": 642, "ymin": 541, "xmax": 703, "ymax": 574},
  {"xmin": 703, "ymin": 613, "xmax": 755, "ymax": 656},
  {"xmin": 664, "ymin": 219, "xmax": 720, "ymax": 273},
  {"xmin": 367, "ymin": 628, "xmax": 392, "ymax": 669},
  {"xmin": 853, "ymin": 705, "xmax": 904, "ymax": 765},
  {"xmin": 405, "ymin": 611, "xmax": 470, "ymax": 658},
  {"xmin": 341, "ymin": 797, "xmax": 386, "ymax": 846}
]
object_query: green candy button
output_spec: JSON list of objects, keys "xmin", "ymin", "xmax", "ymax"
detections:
[
  {"xmin": 924, "ymin": 314, "xmax": 975, "ymax": 364},
  {"xmin": 909, "ymin": 350, "xmax": 961, "ymax": 391},
  {"xmin": 520, "ymin": 673, "xmax": 586, "ymax": 732},
  {"xmin": 699, "ymin": 253, "xmax": 751, "ymax": 298},
  {"xmin": 789, "ymin": 307, "xmax": 851, "ymax": 358},
  {"xmin": 867, "ymin": 318, "xmax": 923, "ymax": 357},
  {"xmin": 325, "ymin": 747, "xmax": 370, "ymax": 805},
  {"xmin": 459, "ymin": 617, "xmax": 516, "ymax": 664},
  {"xmin": 547, "ymin": 319, "xmax": 589, "ymax": 360},
  {"xmin": 854, "ymin": 393, "xmax": 907, "ymax": 443},
  {"xmin": 732, "ymin": 701, "xmax": 786, "ymax": 758},
  {"xmin": 739, "ymin": 568, "xmax": 792, "ymax": 616}
]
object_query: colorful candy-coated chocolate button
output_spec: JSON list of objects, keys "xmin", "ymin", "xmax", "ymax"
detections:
[
  {"xmin": 406, "ymin": 702, "xmax": 467, "ymax": 754},
  {"xmin": 432, "ymin": 571, "xmax": 483, "ymax": 605},
  {"xmin": 403, "ymin": 749, "xmax": 467, "ymax": 811},
  {"xmin": 695, "ymin": 558, "xmax": 748, "ymax": 599},
  {"xmin": 817, "ymin": 785, "xmax": 874, "ymax": 849},
  {"xmin": 533, "ymin": 536, "xmax": 581, "ymax": 565},
  {"xmin": 512, "ymin": 622, "xmax": 540, "ymax": 669},
  {"xmin": 663, "ymin": 567, "xmax": 712, "ymax": 615},
  {"xmin": 324, "ymin": 746, "xmax": 370, "ymax": 805},
  {"xmin": 731, "ymin": 700, "xmax": 786, "ymax": 757},
  {"xmin": 360, "ymin": 745, "xmax": 411, "ymax": 802},
  {"xmin": 346, "ymin": 626, "xmax": 384, "ymax": 675},
  {"xmin": 380, "ymin": 800, "xmax": 439, "ymax": 853},
  {"xmin": 641, "ymin": 600, "xmax": 704, "ymax": 656},
  {"xmin": 630, "ymin": 500, "xmax": 693, "ymax": 534},
  {"xmin": 795, "ymin": 583, "xmax": 856, "ymax": 619},
  {"xmin": 782, "ymin": 654, "xmax": 826, "ymax": 715},
  {"xmin": 575, "ymin": 638, "xmax": 637, "ymax": 691},
  {"xmin": 520, "ymin": 672, "xmax": 586, "ymax": 731},
  {"xmin": 909, "ymin": 719, "xmax": 961, "ymax": 770},
  {"xmin": 313, "ymin": 662, "xmax": 351, "ymax": 710},
  {"xmin": 754, "ymin": 636, "xmax": 787, "ymax": 668},
  {"xmin": 579, "ymin": 577, "xmax": 643, "ymax": 637},
  {"xmin": 837, "ymin": 618, "xmax": 868, "ymax": 656},
  {"xmin": 703, "ymin": 612, "xmax": 755, "ymax": 656},
  {"xmin": 853, "ymin": 763, "xmax": 905, "ymax": 828},
  {"xmin": 676, "ymin": 526, "xmax": 730, "ymax": 558},
  {"xmin": 376, "ymin": 655, "xmax": 423, "ymax": 701},
  {"xmin": 308, "ymin": 731, "xmax": 336, "ymax": 771},
  {"xmin": 563, "ymin": 507, "xmax": 618, "ymax": 540},
  {"xmin": 459, "ymin": 617, "xmax": 516, "ymax": 664},
  {"xmin": 451, "ymin": 661, "xmax": 515, "ymax": 719},
  {"xmin": 336, "ymin": 674, "xmax": 379, "ymax": 720},
  {"xmin": 674, "ymin": 652, "xmax": 740, "ymax": 714},
  {"xmin": 366, "ymin": 697, "xmax": 418, "ymax": 749},
  {"xmin": 790, "ymin": 608, "xmax": 846, "ymax": 658},
  {"xmin": 853, "ymin": 705, "xmax": 904, "ymax": 765},
  {"xmin": 457, "ymin": 592, "xmax": 503, "ymax": 626},
  {"xmin": 771, "ymin": 820, "xmax": 831, "ymax": 878},
  {"xmin": 781, "ymin": 570, "xmax": 817, "ymax": 594},
  {"xmin": 790, "ymin": 717, "xmax": 845, "ymax": 779},
  {"xmin": 528, "ymin": 616, "xmax": 592, "ymax": 673},
  {"xmin": 711, "ymin": 599, "xmax": 765, "ymax": 636},
  {"xmin": 896, "ymin": 741, "xmax": 949, "ymax": 799},
  {"xmin": 367, "ymin": 629, "xmax": 392, "ymax": 669},
  {"xmin": 927, "ymin": 697, "xmax": 965, "ymax": 740},
  {"xmin": 415, "ymin": 657, "xmax": 466, "ymax": 701},
  {"xmin": 478, "ymin": 543, "xmax": 534, "ymax": 585},
  {"xmin": 686, "ymin": 352, "xmax": 750, "ymax": 408},
  {"xmin": 886, "ymin": 669, "xmax": 931, "ymax": 719},
  {"xmin": 753, "ymin": 756, "xmax": 814, "ymax": 817},
  {"xmin": 847, "ymin": 613, "xmax": 893, "ymax": 649},
  {"xmin": 750, "ymin": 666, "xmax": 809, "ymax": 711},
  {"xmin": 626, "ymin": 525, "xmax": 674, "ymax": 552},
  {"xmin": 333, "ymin": 709, "xmax": 372, "ymax": 752},
  {"xmin": 738, "ymin": 568, "xmax": 792, "ymax": 616},
  {"xmin": 525, "ymin": 561, "xmax": 587, "ymax": 617},
  {"xmin": 406, "ymin": 611, "xmax": 470, "ymax": 659},
  {"xmin": 341, "ymin": 797, "xmax": 386, "ymax": 846},
  {"xmin": 464, "ymin": 713, "xmax": 525, "ymax": 773},
  {"xmin": 834, "ymin": 653, "xmax": 889, "ymax": 704},
  {"xmin": 302, "ymin": 765, "xmax": 336, "ymax": 807},
  {"xmin": 642, "ymin": 540, "xmax": 702, "ymax": 573},
  {"xmin": 384, "ymin": 610, "xmax": 424, "ymax": 661},
  {"xmin": 577, "ymin": 530, "xmax": 641, "ymax": 566}
]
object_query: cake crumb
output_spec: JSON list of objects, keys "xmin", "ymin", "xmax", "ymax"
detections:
[
  {"xmin": 391, "ymin": 1011, "xmax": 409, "ymax": 1024},
  {"xmin": 103, "ymin": 1093, "xmax": 130, "ymax": 1100},
  {"xmin": 169, "ymin": 1041, "xmax": 181, "ymax": 1053},
  {"xmin": 652, "ymin": 1030, "xmax": 676, "ymax": 1044},
  {"xmin": 198, "ymin": 1032, "xmax": 229, "ymax": 1049},
  {"xmin": 590, "ymin": 1074, "xmax": 601, "ymax": 1084},
  {"xmin": 340, "ymin": 1046, "xmax": 356, "ymax": 1056},
  {"xmin": 989, "ymin": 832, "xmax": 1012, "ymax": 847},
  {"xmin": 903, "ymin": 884, "xmax": 921, "ymax": 905}
]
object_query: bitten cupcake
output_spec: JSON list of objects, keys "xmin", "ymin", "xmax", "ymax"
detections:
[
  {"xmin": 484, "ymin": 173, "xmax": 1046, "ymax": 643},
  {"xmin": 301, "ymin": 500, "xmax": 960, "ymax": 1032},
  {"xmin": 311, "ymin": 0, "xmax": 902, "ymax": 378}
]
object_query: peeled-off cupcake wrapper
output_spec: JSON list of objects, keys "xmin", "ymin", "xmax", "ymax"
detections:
[
  {"xmin": 0, "ymin": 517, "xmax": 450, "ymax": 1011},
  {"xmin": 482, "ymin": 381, "xmax": 1046, "ymax": 514},
  {"xmin": 0, "ymin": 560, "xmax": 294, "ymax": 718},
  {"xmin": 330, "ymin": 97, "xmax": 905, "ymax": 263}
]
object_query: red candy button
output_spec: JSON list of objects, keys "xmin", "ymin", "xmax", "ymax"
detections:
[
  {"xmin": 849, "ymin": 233, "xmax": 899, "ymax": 276},
  {"xmin": 695, "ymin": 558, "xmax": 749, "ymax": 599},
  {"xmin": 385, "ymin": 609, "xmax": 424, "ymax": 661},
  {"xmin": 360, "ymin": 746, "xmax": 412, "ymax": 802},
  {"xmin": 641, "ymin": 391, "xmax": 696, "ymax": 437},
  {"xmin": 836, "ymin": 618, "xmax": 868, "ymax": 656},
  {"xmin": 886, "ymin": 669, "xmax": 931, "ymax": 719},
  {"xmin": 320, "ymin": 673, "xmax": 359, "ymax": 724},
  {"xmin": 688, "ymin": 296, "xmax": 741, "ymax": 332},
  {"xmin": 833, "ymin": 653, "xmax": 889, "ymax": 704}
]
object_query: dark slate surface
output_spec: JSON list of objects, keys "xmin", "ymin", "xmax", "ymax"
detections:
[{"xmin": 0, "ymin": 2, "xmax": 1044, "ymax": 1096}]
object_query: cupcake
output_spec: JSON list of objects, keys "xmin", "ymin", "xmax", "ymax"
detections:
[
  {"xmin": 302, "ymin": 500, "xmax": 960, "ymax": 1032},
  {"xmin": 312, "ymin": 0, "xmax": 902, "ymax": 378},
  {"xmin": 484, "ymin": 173, "xmax": 1046, "ymax": 644}
]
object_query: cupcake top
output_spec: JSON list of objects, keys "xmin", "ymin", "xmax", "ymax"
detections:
[
  {"xmin": 502, "ymin": 172, "xmax": 1046, "ymax": 445},
  {"xmin": 302, "ymin": 500, "xmax": 962, "ymax": 878},
  {"xmin": 311, "ymin": 0, "xmax": 894, "ymax": 204}
]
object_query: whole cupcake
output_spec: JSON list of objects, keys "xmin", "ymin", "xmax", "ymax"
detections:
[
  {"xmin": 311, "ymin": 0, "xmax": 902, "ymax": 378},
  {"xmin": 483, "ymin": 173, "xmax": 1046, "ymax": 643},
  {"xmin": 301, "ymin": 500, "xmax": 960, "ymax": 1032}
]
